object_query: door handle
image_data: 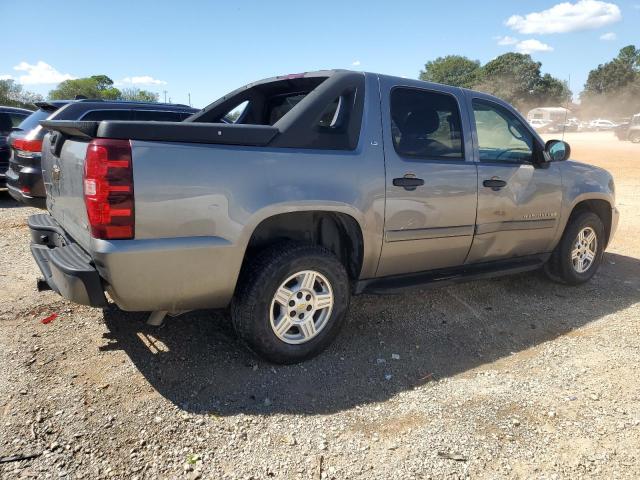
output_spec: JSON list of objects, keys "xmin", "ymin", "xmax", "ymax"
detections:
[
  {"xmin": 393, "ymin": 177, "xmax": 425, "ymax": 190},
  {"xmin": 482, "ymin": 178, "xmax": 507, "ymax": 191}
]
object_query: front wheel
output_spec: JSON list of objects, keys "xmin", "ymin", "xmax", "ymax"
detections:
[
  {"xmin": 231, "ymin": 243, "xmax": 350, "ymax": 364},
  {"xmin": 545, "ymin": 211, "xmax": 605, "ymax": 285}
]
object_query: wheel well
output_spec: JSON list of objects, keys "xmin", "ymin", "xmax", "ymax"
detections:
[
  {"xmin": 245, "ymin": 211, "xmax": 364, "ymax": 281},
  {"xmin": 570, "ymin": 199, "xmax": 612, "ymax": 246}
]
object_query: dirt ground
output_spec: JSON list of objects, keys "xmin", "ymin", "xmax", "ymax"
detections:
[{"xmin": 1, "ymin": 131, "xmax": 639, "ymax": 479}]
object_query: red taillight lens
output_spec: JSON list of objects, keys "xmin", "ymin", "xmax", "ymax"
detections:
[
  {"xmin": 13, "ymin": 138, "xmax": 43, "ymax": 153},
  {"xmin": 83, "ymin": 139, "xmax": 134, "ymax": 240}
]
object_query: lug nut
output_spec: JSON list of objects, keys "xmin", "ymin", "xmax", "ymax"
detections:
[{"xmin": 298, "ymin": 313, "xmax": 304, "ymax": 319}]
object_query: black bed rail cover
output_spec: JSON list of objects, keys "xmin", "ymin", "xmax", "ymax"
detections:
[
  {"xmin": 40, "ymin": 120, "xmax": 98, "ymax": 139},
  {"xmin": 41, "ymin": 120, "xmax": 279, "ymax": 146}
]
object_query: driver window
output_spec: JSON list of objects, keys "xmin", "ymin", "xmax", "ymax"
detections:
[{"xmin": 472, "ymin": 99, "xmax": 533, "ymax": 163}]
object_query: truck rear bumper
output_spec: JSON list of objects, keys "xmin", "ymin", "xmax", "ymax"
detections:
[{"xmin": 28, "ymin": 214, "xmax": 107, "ymax": 307}]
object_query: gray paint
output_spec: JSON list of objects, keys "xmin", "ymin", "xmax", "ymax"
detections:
[{"xmin": 42, "ymin": 71, "xmax": 619, "ymax": 311}]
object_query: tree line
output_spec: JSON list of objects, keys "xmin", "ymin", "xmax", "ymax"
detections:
[
  {"xmin": 0, "ymin": 74, "xmax": 159, "ymax": 110},
  {"xmin": 420, "ymin": 45, "xmax": 640, "ymax": 117}
]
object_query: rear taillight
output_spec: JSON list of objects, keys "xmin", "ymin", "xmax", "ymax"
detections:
[
  {"xmin": 13, "ymin": 138, "xmax": 43, "ymax": 156},
  {"xmin": 83, "ymin": 139, "xmax": 134, "ymax": 240}
]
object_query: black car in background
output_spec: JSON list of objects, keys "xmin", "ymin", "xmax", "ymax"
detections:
[
  {"xmin": 0, "ymin": 106, "xmax": 32, "ymax": 188},
  {"xmin": 7, "ymin": 100, "xmax": 197, "ymax": 208}
]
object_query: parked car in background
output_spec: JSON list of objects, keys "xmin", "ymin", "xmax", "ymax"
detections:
[
  {"xmin": 0, "ymin": 106, "xmax": 32, "ymax": 188},
  {"xmin": 588, "ymin": 119, "xmax": 618, "ymax": 131},
  {"xmin": 528, "ymin": 118, "xmax": 551, "ymax": 130},
  {"xmin": 614, "ymin": 113, "xmax": 640, "ymax": 143},
  {"xmin": 31, "ymin": 70, "xmax": 618, "ymax": 363},
  {"xmin": 544, "ymin": 119, "xmax": 579, "ymax": 134},
  {"xmin": 7, "ymin": 100, "xmax": 197, "ymax": 208}
]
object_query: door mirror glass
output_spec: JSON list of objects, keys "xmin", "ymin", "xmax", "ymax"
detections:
[{"xmin": 545, "ymin": 139, "xmax": 570, "ymax": 162}]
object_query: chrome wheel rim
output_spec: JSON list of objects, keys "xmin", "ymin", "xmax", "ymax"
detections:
[
  {"xmin": 571, "ymin": 227, "xmax": 598, "ymax": 273},
  {"xmin": 269, "ymin": 270, "xmax": 334, "ymax": 345}
]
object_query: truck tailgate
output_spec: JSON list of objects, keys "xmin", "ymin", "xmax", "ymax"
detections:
[{"xmin": 41, "ymin": 133, "xmax": 93, "ymax": 251}]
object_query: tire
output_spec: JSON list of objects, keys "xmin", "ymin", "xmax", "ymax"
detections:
[
  {"xmin": 545, "ymin": 211, "xmax": 605, "ymax": 285},
  {"xmin": 231, "ymin": 242, "xmax": 350, "ymax": 364},
  {"xmin": 630, "ymin": 133, "xmax": 640, "ymax": 144}
]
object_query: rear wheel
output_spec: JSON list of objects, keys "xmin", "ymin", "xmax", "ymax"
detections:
[
  {"xmin": 545, "ymin": 211, "xmax": 604, "ymax": 285},
  {"xmin": 231, "ymin": 242, "xmax": 350, "ymax": 364},
  {"xmin": 630, "ymin": 132, "xmax": 640, "ymax": 144}
]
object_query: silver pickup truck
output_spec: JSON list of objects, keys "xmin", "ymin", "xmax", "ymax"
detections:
[{"xmin": 30, "ymin": 70, "xmax": 618, "ymax": 363}]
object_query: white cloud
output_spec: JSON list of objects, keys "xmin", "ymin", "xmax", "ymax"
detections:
[
  {"xmin": 0, "ymin": 74, "xmax": 14, "ymax": 81},
  {"xmin": 515, "ymin": 39, "xmax": 554, "ymax": 54},
  {"xmin": 506, "ymin": 0, "xmax": 621, "ymax": 34},
  {"xmin": 13, "ymin": 61, "xmax": 75, "ymax": 85},
  {"xmin": 495, "ymin": 35, "xmax": 519, "ymax": 45},
  {"xmin": 599, "ymin": 31, "xmax": 616, "ymax": 40},
  {"xmin": 120, "ymin": 75, "xmax": 167, "ymax": 86},
  {"xmin": 351, "ymin": 60, "xmax": 361, "ymax": 66}
]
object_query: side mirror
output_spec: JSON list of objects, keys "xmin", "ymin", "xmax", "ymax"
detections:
[{"xmin": 544, "ymin": 139, "xmax": 571, "ymax": 162}]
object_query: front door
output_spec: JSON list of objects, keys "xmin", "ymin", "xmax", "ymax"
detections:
[
  {"xmin": 377, "ymin": 81, "xmax": 478, "ymax": 277},
  {"xmin": 465, "ymin": 97, "xmax": 562, "ymax": 263}
]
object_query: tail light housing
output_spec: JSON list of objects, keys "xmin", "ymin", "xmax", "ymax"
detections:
[
  {"xmin": 83, "ymin": 139, "xmax": 134, "ymax": 240},
  {"xmin": 12, "ymin": 138, "xmax": 43, "ymax": 157}
]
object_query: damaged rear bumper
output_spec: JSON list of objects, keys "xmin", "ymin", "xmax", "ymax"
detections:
[{"xmin": 28, "ymin": 214, "xmax": 107, "ymax": 307}]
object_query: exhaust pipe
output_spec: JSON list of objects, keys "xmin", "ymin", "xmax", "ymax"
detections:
[{"xmin": 36, "ymin": 278, "xmax": 52, "ymax": 292}]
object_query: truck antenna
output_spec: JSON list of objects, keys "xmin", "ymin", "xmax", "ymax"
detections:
[{"xmin": 562, "ymin": 74, "xmax": 571, "ymax": 142}]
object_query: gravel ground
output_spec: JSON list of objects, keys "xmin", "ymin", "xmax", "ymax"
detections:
[{"xmin": 1, "ymin": 132, "xmax": 639, "ymax": 479}]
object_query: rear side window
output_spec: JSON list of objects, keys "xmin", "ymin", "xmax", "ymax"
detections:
[
  {"xmin": 16, "ymin": 109, "xmax": 53, "ymax": 132},
  {"xmin": 390, "ymin": 88, "xmax": 464, "ymax": 159},
  {"xmin": 81, "ymin": 110, "xmax": 133, "ymax": 121}
]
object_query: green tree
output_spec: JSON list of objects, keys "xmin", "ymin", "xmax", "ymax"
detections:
[
  {"xmin": 0, "ymin": 79, "xmax": 42, "ymax": 109},
  {"xmin": 581, "ymin": 45, "xmax": 640, "ymax": 117},
  {"xmin": 48, "ymin": 75, "xmax": 121, "ymax": 100},
  {"xmin": 419, "ymin": 55, "xmax": 481, "ymax": 88},
  {"xmin": 473, "ymin": 53, "xmax": 570, "ymax": 110},
  {"xmin": 119, "ymin": 87, "xmax": 159, "ymax": 102}
]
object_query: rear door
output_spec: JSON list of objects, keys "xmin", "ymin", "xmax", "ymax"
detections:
[
  {"xmin": 465, "ymin": 95, "xmax": 562, "ymax": 263},
  {"xmin": 377, "ymin": 79, "xmax": 478, "ymax": 276}
]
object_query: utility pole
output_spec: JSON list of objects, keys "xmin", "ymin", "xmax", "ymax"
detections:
[
  {"xmin": 188, "ymin": 93, "xmax": 191, "ymax": 107},
  {"xmin": 163, "ymin": 90, "xmax": 167, "ymax": 103}
]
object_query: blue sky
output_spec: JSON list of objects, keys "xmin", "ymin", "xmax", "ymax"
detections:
[{"xmin": 1, "ymin": 0, "xmax": 639, "ymax": 107}]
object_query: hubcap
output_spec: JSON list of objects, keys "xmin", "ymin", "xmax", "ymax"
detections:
[
  {"xmin": 269, "ymin": 270, "xmax": 334, "ymax": 344},
  {"xmin": 571, "ymin": 227, "xmax": 598, "ymax": 273}
]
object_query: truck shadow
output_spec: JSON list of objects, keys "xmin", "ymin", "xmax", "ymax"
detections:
[{"xmin": 100, "ymin": 252, "xmax": 640, "ymax": 416}]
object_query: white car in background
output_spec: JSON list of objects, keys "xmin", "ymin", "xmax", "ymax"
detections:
[
  {"xmin": 528, "ymin": 118, "xmax": 551, "ymax": 130},
  {"xmin": 588, "ymin": 119, "xmax": 618, "ymax": 131}
]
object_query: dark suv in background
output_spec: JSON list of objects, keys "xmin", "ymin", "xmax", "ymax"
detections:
[
  {"xmin": 0, "ymin": 106, "xmax": 32, "ymax": 188},
  {"xmin": 7, "ymin": 100, "xmax": 197, "ymax": 208}
]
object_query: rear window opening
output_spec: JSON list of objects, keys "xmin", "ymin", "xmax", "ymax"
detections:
[{"xmin": 190, "ymin": 72, "xmax": 365, "ymax": 150}]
